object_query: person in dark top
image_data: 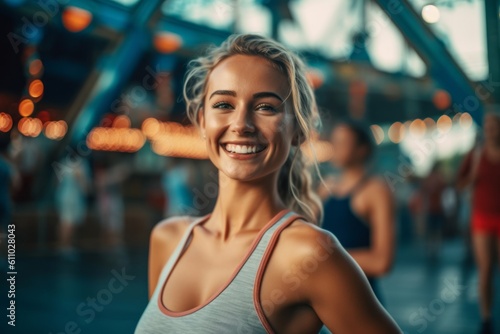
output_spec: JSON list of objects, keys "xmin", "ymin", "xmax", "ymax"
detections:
[
  {"xmin": 318, "ymin": 119, "xmax": 395, "ymax": 301},
  {"xmin": 456, "ymin": 110, "xmax": 500, "ymax": 334}
]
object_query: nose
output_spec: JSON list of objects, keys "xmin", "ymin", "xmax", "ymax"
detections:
[{"xmin": 230, "ymin": 107, "xmax": 255, "ymax": 134}]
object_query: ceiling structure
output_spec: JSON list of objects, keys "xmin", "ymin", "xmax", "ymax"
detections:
[{"xmin": 1, "ymin": 0, "xmax": 496, "ymax": 189}]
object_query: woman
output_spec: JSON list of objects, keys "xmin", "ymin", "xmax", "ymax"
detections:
[
  {"xmin": 135, "ymin": 34, "xmax": 401, "ymax": 333},
  {"xmin": 318, "ymin": 119, "xmax": 395, "ymax": 302},
  {"xmin": 457, "ymin": 111, "xmax": 500, "ymax": 334}
]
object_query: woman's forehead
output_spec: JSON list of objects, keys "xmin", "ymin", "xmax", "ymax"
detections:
[{"xmin": 206, "ymin": 55, "xmax": 290, "ymax": 97}]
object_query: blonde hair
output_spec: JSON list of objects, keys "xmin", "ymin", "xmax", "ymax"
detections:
[{"xmin": 183, "ymin": 34, "xmax": 323, "ymax": 224}]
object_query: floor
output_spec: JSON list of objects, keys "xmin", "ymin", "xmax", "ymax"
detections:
[{"xmin": 2, "ymin": 238, "xmax": 499, "ymax": 334}]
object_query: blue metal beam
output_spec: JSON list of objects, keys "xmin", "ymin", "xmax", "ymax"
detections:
[
  {"xmin": 66, "ymin": 0, "xmax": 164, "ymax": 149},
  {"xmin": 374, "ymin": 0, "xmax": 484, "ymax": 125}
]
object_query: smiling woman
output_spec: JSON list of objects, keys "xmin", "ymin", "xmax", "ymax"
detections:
[{"xmin": 135, "ymin": 34, "xmax": 402, "ymax": 334}]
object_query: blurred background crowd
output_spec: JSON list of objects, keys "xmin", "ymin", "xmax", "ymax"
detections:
[{"xmin": 0, "ymin": 0, "xmax": 499, "ymax": 333}]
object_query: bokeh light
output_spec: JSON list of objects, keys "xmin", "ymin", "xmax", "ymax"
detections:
[
  {"xmin": 18, "ymin": 117, "xmax": 43, "ymax": 137},
  {"xmin": 370, "ymin": 124, "xmax": 385, "ymax": 145},
  {"xmin": 388, "ymin": 121, "xmax": 405, "ymax": 143},
  {"xmin": 459, "ymin": 112, "xmax": 473, "ymax": 129},
  {"xmin": 87, "ymin": 127, "xmax": 146, "ymax": 152},
  {"xmin": 44, "ymin": 120, "xmax": 68, "ymax": 140},
  {"xmin": 141, "ymin": 117, "xmax": 161, "ymax": 139},
  {"xmin": 62, "ymin": 6, "xmax": 93, "ymax": 33},
  {"xmin": 0, "ymin": 113, "xmax": 13, "ymax": 132},
  {"xmin": 409, "ymin": 119, "xmax": 427, "ymax": 137},
  {"xmin": 19, "ymin": 99, "xmax": 34, "ymax": 117},
  {"xmin": 423, "ymin": 117, "xmax": 435, "ymax": 129},
  {"xmin": 432, "ymin": 90, "xmax": 451, "ymax": 110},
  {"xmin": 29, "ymin": 79, "xmax": 44, "ymax": 98},
  {"xmin": 305, "ymin": 69, "xmax": 324, "ymax": 90},
  {"xmin": 29, "ymin": 59, "xmax": 44, "ymax": 76},
  {"xmin": 422, "ymin": 4, "xmax": 441, "ymax": 24},
  {"xmin": 112, "ymin": 115, "xmax": 131, "ymax": 128},
  {"xmin": 437, "ymin": 114, "xmax": 453, "ymax": 133},
  {"xmin": 153, "ymin": 32, "xmax": 182, "ymax": 54}
]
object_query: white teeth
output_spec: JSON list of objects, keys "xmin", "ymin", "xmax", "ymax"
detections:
[{"xmin": 224, "ymin": 144, "xmax": 263, "ymax": 154}]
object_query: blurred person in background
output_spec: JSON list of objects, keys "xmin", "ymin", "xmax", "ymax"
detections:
[
  {"xmin": 161, "ymin": 158, "xmax": 195, "ymax": 217},
  {"xmin": 94, "ymin": 156, "xmax": 130, "ymax": 262},
  {"xmin": 54, "ymin": 156, "xmax": 92, "ymax": 260},
  {"xmin": 456, "ymin": 110, "xmax": 500, "ymax": 334},
  {"xmin": 135, "ymin": 34, "xmax": 401, "ymax": 334},
  {"xmin": 420, "ymin": 162, "xmax": 447, "ymax": 259},
  {"xmin": 318, "ymin": 119, "xmax": 395, "ymax": 303}
]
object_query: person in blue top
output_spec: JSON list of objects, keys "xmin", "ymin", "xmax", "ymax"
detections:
[{"xmin": 318, "ymin": 119, "xmax": 396, "ymax": 302}]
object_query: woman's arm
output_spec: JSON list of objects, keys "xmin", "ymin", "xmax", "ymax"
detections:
[
  {"xmin": 348, "ymin": 179, "xmax": 395, "ymax": 276},
  {"xmin": 301, "ymin": 229, "xmax": 401, "ymax": 333}
]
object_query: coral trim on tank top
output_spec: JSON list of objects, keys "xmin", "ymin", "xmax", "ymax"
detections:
[
  {"xmin": 253, "ymin": 213, "xmax": 304, "ymax": 334},
  {"xmin": 158, "ymin": 209, "xmax": 291, "ymax": 317}
]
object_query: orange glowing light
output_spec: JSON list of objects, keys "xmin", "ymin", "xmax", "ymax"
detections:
[
  {"xmin": 437, "ymin": 115, "xmax": 452, "ymax": 133},
  {"xmin": 423, "ymin": 117, "xmax": 435, "ymax": 129},
  {"xmin": 141, "ymin": 117, "xmax": 161, "ymax": 138},
  {"xmin": 29, "ymin": 79, "xmax": 44, "ymax": 98},
  {"xmin": 370, "ymin": 124, "xmax": 384, "ymax": 145},
  {"xmin": 388, "ymin": 122, "xmax": 405, "ymax": 143},
  {"xmin": 305, "ymin": 70, "xmax": 324, "ymax": 90},
  {"xmin": 87, "ymin": 127, "xmax": 145, "ymax": 152},
  {"xmin": 432, "ymin": 90, "xmax": 451, "ymax": 110},
  {"xmin": 150, "ymin": 125, "xmax": 207, "ymax": 159},
  {"xmin": 29, "ymin": 59, "xmax": 44, "ymax": 76},
  {"xmin": 0, "ymin": 113, "xmax": 13, "ymax": 132},
  {"xmin": 18, "ymin": 117, "xmax": 42, "ymax": 137},
  {"xmin": 112, "ymin": 115, "xmax": 131, "ymax": 129},
  {"xmin": 44, "ymin": 120, "xmax": 67, "ymax": 140},
  {"xmin": 459, "ymin": 113, "xmax": 473, "ymax": 129},
  {"xmin": 19, "ymin": 99, "xmax": 34, "ymax": 117},
  {"xmin": 62, "ymin": 6, "xmax": 92, "ymax": 33},
  {"xmin": 409, "ymin": 119, "xmax": 427, "ymax": 137},
  {"xmin": 153, "ymin": 32, "xmax": 182, "ymax": 54}
]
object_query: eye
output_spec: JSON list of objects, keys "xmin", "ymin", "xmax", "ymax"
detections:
[
  {"xmin": 255, "ymin": 103, "xmax": 277, "ymax": 113},
  {"xmin": 212, "ymin": 101, "xmax": 233, "ymax": 109}
]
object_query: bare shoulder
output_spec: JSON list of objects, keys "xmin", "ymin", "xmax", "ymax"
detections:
[
  {"xmin": 365, "ymin": 176, "xmax": 391, "ymax": 193},
  {"xmin": 150, "ymin": 215, "xmax": 193, "ymax": 245},
  {"xmin": 361, "ymin": 176, "xmax": 393, "ymax": 201},
  {"xmin": 274, "ymin": 218, "xmax": 345, "ymax": 267}
]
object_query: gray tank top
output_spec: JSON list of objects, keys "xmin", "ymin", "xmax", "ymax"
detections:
[{"xmin": 135, "ymin": 210, "xmax": 302, "ymax": 334}]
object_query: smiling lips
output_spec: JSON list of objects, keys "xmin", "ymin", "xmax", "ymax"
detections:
[{"xmin": 222, "ymin": 143, "xmax": 267, "ymax": 155}]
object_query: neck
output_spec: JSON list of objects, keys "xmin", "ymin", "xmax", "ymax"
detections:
[
  {"xmin": 208, "ymin": 171, "xmax": 287, "ymax": 242},
  {"xmin": 341, "ymin": 163, "xmax": 366, "ymax": 181}
]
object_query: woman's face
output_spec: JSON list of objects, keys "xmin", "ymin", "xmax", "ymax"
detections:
[
  {"xmin": 330, "ymin": 125, "xmax": 365, "ymax": 168},
  {"xmin": 483, "ymin": 113, "xmax": 500, "ymax": 143},
  {"xmin": 199, "ymin": 54, "xmax": 296, "ymax": 182}
]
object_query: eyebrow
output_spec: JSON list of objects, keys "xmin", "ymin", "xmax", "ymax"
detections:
[{"xmin": 208, "ymin": 90, "xmax": 284, "ymax": 102}]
